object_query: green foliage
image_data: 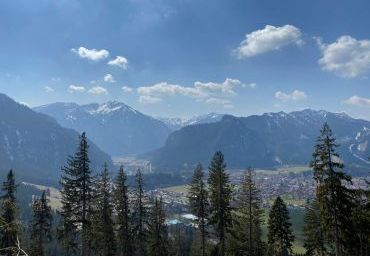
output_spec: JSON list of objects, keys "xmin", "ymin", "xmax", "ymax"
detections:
[
  {"xmin": 188, "ymin": 163, "xmax": 209, "ymax": 256},
  {"xmin": 90, "ymin": 163, "xmax": 116, "ymax": 256},
  {"xmin": 148, "ymin": 197, "xmax": 169, "ymax": 256},
  {"xmin": 208, "ymin": 151, "xmax": 232, "ymax": 256},
  {"xmin": 113, "ymin": 165, "xmax": 133, "ymax": 256},
  {"xmin": 230, "ymin": 168, "xmax": 264, "ymax": 256},
  {"xmin": 58, "ymin": 132, "xmax": 94, "ymax": 256},
  {"xmin": 29, "ymin": 191, "xmax": 53, "ymax": 256},
  {"xmin": 267, "ymin": 196, "xmax": 294, "ymax": 256}
]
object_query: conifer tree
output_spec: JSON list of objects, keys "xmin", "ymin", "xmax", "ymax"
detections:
[
  {"xmin": 147, "ymin": 197, "xmax": 168, "ymax": 256},
  {"xmin": 29, "ymin": 191, "xmax": 53, "ymax": 256},
  {"xmin": 132, "ymin": 168, "xmax": 148, "ymax": 256},
  {"xmin": 303, "ymin": 199, "xmax": 327, "ymax": 256},
  {"xmin": 187, "ymin": 163, "xmax": 208, "ymax": 256},
  {"xmin": 90, "ymin": 163, "xmax": 116, "ymax": 256},
  {"xmin": 0, "ymin": 170, "xmax": 20, "ymax": 256},
  {"xmin": 208, "ymin": 151, "xmax": 232, "ymax": 256},
  {"xmin": 58, "ymin": 132, "xmax": 94, "ymax": 256},
  {"xmin": 310, "ymin": 123, "xmax": 353, "ymax": 256},
  {"xmin": 113, "ymin": 165, "xmax": 133, "ymax": 256},
  {"xmin": 231, "ymin": 168, "xmax": 264, "ymax": 256},
  {"xmin": 267, "ymin": 196, "xmax": 294, "ymax": 256}
]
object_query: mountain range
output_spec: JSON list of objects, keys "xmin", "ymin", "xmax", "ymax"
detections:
[
  {"xmin": 145, "ymin": 110, "xmax": 370, "ymax": 173},
  {"xmin": 0, "ymin": 94, "xmax": 112, "ymax": 184}
]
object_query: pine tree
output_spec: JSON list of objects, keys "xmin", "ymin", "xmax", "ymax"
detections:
[
  {"xmin": 58, "ymin": 132, "xmax": 94, "ymax": 256},
  {"xmin": 207, "ymin": 151, "xmax": 232, "ymax": 256},
  {"xmin": 90, "ymin": 163, "xmax": 116, "ymax": 256},
  {"xmin": 132, "ymin": 169, "xmax": 148, "ymax": 256},
  {"xmin": 267, "ymin": 196, "xmax": 294, "ymax": 256},
  {"xmin": 187, "ymin": 163, "xmax": 208, "ymax": 256},
  {"xmin": 231, "ymin": 168, "xmax": 264, "ymax": 256},
  {"xmin": 147, "ymin": 197, "xmax": 169, "ymax": 256},
  {"xmin": 113, "ymin": 165, "xmax": 133, "ymax": 256},
  {"xmin": 303, "ymin": 199, "xmax": 327, "ymax": 256},
  {"xmin": 310, "ymin": 122, "xmax": 354, "ymax": 256},
  {"xmin": 29, "ymin": 191, "xmax": 53, "ymax": 256},
  {"xmin": 0, "ymin": 170, "xmax": 20, "ymax": 256}
]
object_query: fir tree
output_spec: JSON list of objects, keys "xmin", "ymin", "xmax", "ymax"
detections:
[
  {"xmin": 132, "ymin": 169, "xmax": 148, "ymax": 256},
  {"xmin": 231, "ymin": 168, "xmax": 264, "ymax": 256},
  {"xmin": 90, "ymin": 163, "xmax": 116, "ymax": 256},
  {"xmin": 147, "ymin": 197, "xmax": 169, "ymax": 256},
  {"xmin": 0, "ymin": 170, "xmax": 20, "ymax": 256},
  {"xmin": 310, "ymin": 122, "xmax": 354, "ymax": 256},
  {"xmin": 29, "ymin": 191, "xmax": 53, "ymax": 256},
  {"xmin": 207, "ymin": 151, "xmax": 232, "ymax": 256},
  {"xmin": 187, "ymin": 163, "xmax": 208, "ymax": 256},
  {"xmin": 58, "ymin": 132, "xmax": 94, "ymax": 256},
  {"xmin": 113, "ymin": 165, "xmax": 133, "ymax": 256},
  {"xmin": 267, "ymin": 196, "xmax": 294, "ymax": 256},
  {"xmin": 303, "ymin": 199, "xmax": 327, "ymax": 256}
]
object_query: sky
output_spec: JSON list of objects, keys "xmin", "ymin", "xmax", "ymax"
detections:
[{"xmin": 0, "ymin": 0, "xmax": 370, "ymax": 119}]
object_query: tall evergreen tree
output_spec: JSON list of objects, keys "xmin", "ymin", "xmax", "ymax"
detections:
[
  {"xmin": 113, "ymin": 165, "xmax": 133, "ymax": 256},
  {"xmin": 208, "ymin": 151, "xmax": 232, "ymax": 256},
  {"xmin": 147, "ymin": 197, "xmax": 169, "ymax": 256},
  {"xmin": 267, "ymin": 196, "xmax": 294, "ymax": 256},
  {"xmin": 231, "ymin": 168, "xmax": 264, "ymax": 256},
  {"xmin": 58, "ymin": 132, "xmax": 94, "ymax": 256},
  {"xmin": 91, "ymin": 163, "xmax": 116, "ymax": 256},
  {"xmin": 132, "ymin": 169, "xmax": 148, "ymax": 256},
  {"xmin": 0, "ymin": 170, "xmax": 20, "ymax": 256},
  {"xmin": 310, "ymin": 123, "xmax": 353, "ymax": 256},
  {"xmin": 303, "ymin": 199, "xmax": 327, "ymax": 256},
  {"xmin": 187, "ymin": 163, "xmax": 209, "ymax": 256},
  {"xmin": 29, "ymin": 191, "xmax": 53, "ymax": 256}
]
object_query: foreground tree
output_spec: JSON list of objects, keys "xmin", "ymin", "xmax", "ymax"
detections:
[
  {"xmin": 147, "ymin": 197, "xmax": 169, "ymax": 256},
  {"xmin": 91, "ymin": 163, "xmax": 116, "ymax": 256},
  {"xmin": 231, "ymin": 168, "xmax": 264, "ymax": 256},
  {"xmin": 29, "ymin": 191, "xmax": 53, "ymax": 256},
  {"xmin": 0, "ymin": 170, "xmax": 20, "ymax": 256},
  {"xmin": 310, "ymin": 123, "xmax": 353, "ymax": 256},
  {"xmin": 58, "ymin": 132, "xmax": 94, "ymax": 256},
  {"xmin": 132, "ymin": 169, "xmax": 148, "ymax": 256},
  {"xmin": 303, "ymin": 199, "xmax": 327, "ymax": 256},
  {"xmin": 188, "ymin": 163, "xmax": 209, "ymax": 256},
  {"xmin": 208, "ymin": 151, "xmax": 232, "ymax": 256},
  {"xmin": 267, "ymin": 196, "xmax": 294, "ymax": 256},
  {"xmin": 113, "ymin": 165, "xmax": 133, "ymax": 256}
]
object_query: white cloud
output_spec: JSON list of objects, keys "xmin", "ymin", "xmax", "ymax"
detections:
[
  {"xmin": 44, "ymin": 86, "xmax": 54, "ymax": 92},
  {"xmin": 88, "ymin": 86, "xmax": 108, "ymax": 95},
  {"xmin": 234, "ymin": 25, "xmax": 303, "ymax": 58},
  {"xmin": 317, "ymin": 35, "xmax": 370, "ymax": 78},
  {"xmin": 68, "ymin": 85, "xmax": 86, "ymax": 93},
  {"xmin": 104, "ymin": 74, "xmax": 116, "ymax": 83},
  {"xmin": 122, "ymin": 86, "xmax": 133, "ymax": 93},
  {"xmin": 137, "ymin": 78, "xmax": 252, "ymax": 108},
  {"xmin": 275, "ymin": 90, "xmax": 307, "ymax": 101},
  {"xmin": 139, "ymin": 95, "xmax": 162, "ymax": 104},
  {"xmin": 108, "ymin": 56, "xmax": 128, "ymax": 69},
  {"xmin": 71, "ymin": 47, "xmax": 109, "ymax": 61},
  {"xmin": 344, "ymin": 96, "xmax": 370, "ymax": 107}
]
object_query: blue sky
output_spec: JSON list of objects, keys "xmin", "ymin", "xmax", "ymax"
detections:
[{"xmin": 0, "ymin": 0, "xmax": 369, "ymax": 119}]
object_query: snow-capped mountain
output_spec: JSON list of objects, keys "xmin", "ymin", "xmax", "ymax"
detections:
[
  {"xmin": 146, "ymin": 109, "xmax": 370, "ymax": 172},
  {"xmin": 34, "ymin": 101, "xmax": 172, "ymax": 156},
  {"xmin": 0, "ymin": 93, "xmax": 112, "ymax": 184},
  {"xmin": 158, "ymin": 113, "xmax": 225, "ymax": 130}
]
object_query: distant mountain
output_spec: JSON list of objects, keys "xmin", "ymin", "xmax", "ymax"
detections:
[
  {"xmin": 146, "ymin": 110, "xmax": 370, "ymax": 172},
  {"xmin": 34, "ymin": 101, "xmax": 171, "ymax": 156},
  {"xmin": 158, "ymin": 113, "xmax": 224, "ymax": 130},
  {"xmin": 0, "ymin": 93, "xmax": 112, "ymax": 184}
]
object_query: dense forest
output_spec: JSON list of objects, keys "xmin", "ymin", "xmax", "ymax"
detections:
[{"xmin": 0, "ymin": 123, "xmax": 369, "ymax": 256}]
